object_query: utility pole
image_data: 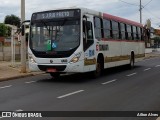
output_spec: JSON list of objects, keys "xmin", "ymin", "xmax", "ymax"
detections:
[
  {"xmin": 21, "ymin": 0, "xmax": 26, "ymax": 73},
  {"xmin": 140, "ymin": 0, "xmax": 142, "ymax": 23}
]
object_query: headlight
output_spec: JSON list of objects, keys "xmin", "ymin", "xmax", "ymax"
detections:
[
  {"xmin": 29, "ymin": 54, "xmax": 36, "ymax": 63},
  {"xmin": 70, "ymin": 52, "xmax": 82, "ymax": 63}
]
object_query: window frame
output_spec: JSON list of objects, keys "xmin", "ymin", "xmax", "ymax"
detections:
[
  {"xmin": 111, "ymin": 20, "xmax": 119, "ymax": 39},
  {"xmin": 94, "ymin": 17, "xmax": 103, "ymax": 40},
  {"xmin": 103, "ymin": 19, "xmax": 112, "ymax": 39}
]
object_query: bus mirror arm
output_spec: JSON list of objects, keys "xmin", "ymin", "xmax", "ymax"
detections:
[
  {"xmin": 21, "ymin": 25, "xmax": 25, "ymax": 36},
  {"xmin": 21, "ymin": 20, "xmax": 31, "ymax": 36},
  {"xmin": 21, "ymin": 20, "xmax": 31, "ymax": 24}
]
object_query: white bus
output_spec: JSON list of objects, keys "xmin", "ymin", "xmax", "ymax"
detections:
[{"xmin": 27, "ymin": 7, "xmax": 145, "ymax": 78}]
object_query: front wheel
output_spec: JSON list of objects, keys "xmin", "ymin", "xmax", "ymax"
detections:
[
  {"xmin": 92, "ymin": 59, "xmax": 102, "ymax": 78},
  {"xmin": 50, "ymin": 73, "xmax": 60, "ymax": 79}
]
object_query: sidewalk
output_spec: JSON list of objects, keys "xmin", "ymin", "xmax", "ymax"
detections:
[
  {"xmin": 0, "ymin": 52, "xmax": 160, "ymax": 82},
  {"xmin": 145, "ymin": 51, "xmax": 160, "ymax": 59},
  {"xmin": 0, "ymin": 61, "xmax": 44, "ymax": 82}
]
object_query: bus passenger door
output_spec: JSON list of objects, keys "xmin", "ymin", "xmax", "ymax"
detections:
[{"xmin": 83, "ymin": 15, "xmax": 96, "ymax": 72}]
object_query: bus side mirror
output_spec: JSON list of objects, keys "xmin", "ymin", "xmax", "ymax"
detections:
[{"xmin": 21, "ymin": 20, "xmax": 31, "ymax": 36}]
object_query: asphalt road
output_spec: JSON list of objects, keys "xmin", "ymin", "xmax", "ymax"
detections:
[{"xmin": 0, "ymin": 57, "xmax": 160, "ymax": 120}]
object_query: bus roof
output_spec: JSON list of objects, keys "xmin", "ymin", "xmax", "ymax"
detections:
[
  {"xmin": 79, "ymin": 7, "xmax": 143, "ymax": 27},
  {"xmin": 31, "ymin": 7, "xmax": 143, "ymax": 27}
]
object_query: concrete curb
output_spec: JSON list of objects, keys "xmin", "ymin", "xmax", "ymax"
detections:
[
  {"xmin": 144, "ymin": 53, "xmax": 160, "ymax": 60},
  {"xmin": 0, "ymin": 72, "xmax": 45, "ymax": 82},
  {"xmin": 0, "ymin": 74, "xmax": 33, "ymax": 82}
]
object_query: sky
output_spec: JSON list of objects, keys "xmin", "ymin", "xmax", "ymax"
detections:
[{"xmin": 0, "ymin": 0, "xmax": 160, "ymax": 28}]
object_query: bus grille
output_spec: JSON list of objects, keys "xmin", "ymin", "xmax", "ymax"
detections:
[{"xmin": 38, "ymin": 65, "xmax": 66, "ymax": 72}]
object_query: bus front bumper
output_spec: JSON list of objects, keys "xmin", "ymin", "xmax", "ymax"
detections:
[{"xmin": 29, "ymin": 61, "xmax": 84, "ymax": 73}]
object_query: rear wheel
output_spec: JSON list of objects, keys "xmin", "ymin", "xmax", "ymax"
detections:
[{"xmin": 128, "ymin": 53, "xmax": 135, "ymax": 69}]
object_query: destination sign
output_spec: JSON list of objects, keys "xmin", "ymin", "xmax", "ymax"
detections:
[{"xmin": 32, "ymin": 10, "xmax": 80, "ymax": 20}]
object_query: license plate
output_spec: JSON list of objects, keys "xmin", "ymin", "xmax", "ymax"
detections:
[{"xmin": 47, "ymin": 68, "xmax": 57, "ymax": 72}]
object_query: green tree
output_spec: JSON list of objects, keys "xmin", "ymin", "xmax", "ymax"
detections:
[
  {"xmin": 0, "ymin": 23, "xmax": 7, "ymax": 37},
  {"xmin": 4, "ymin": 14, "xmax": 21, "ymax": 27},
  {"xmin": 152, "ymin": 36, "xmax": 160, "ymax": 48},
  {"xmin": 6, "ymin": 26, "xmax": 12, "ymax": 36},
  {"xmin": 153, "ymin": 37, "xmax": 160, "ymax": 43}
]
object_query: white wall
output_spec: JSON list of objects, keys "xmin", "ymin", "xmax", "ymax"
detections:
[{"xmin": 145, "ymin": 48, "xmax": 160, "ymax": 53}]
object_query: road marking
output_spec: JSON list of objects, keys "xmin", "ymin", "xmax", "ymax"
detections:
[
  {"xmin": 102, "ymin": 79, "xmax": 117, "ymax": 85},
  {"xmin": 0, "ymin": 85, "xmax": 12, "ymax": 89},
  {"xmin": 143, "ymin": 68, "xmax": 151, "ymax": 71},
  {"xmin": 57, "ymin": 90, "xmax": 84, "ymax": 99},
  {"xmin": 155, "ymin": 65, "xmax": 160, "ymax": 67},
  {"xmin": 126, "ymin": 73, "xmax": 137, "ymax": 77},
  {"xmin": 25, "ymin": 81, "xmax": 37, "ymax": 84}
]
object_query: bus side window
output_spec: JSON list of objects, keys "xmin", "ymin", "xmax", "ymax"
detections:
[
  {"xmin": 131, "ymin": 26, "xmax": 134, "ymax": 40},
  {"xmin": 136, "ymin": 27, "xmax": 139, "ymax": 40},
  {"xmin": 103, "ymin": 19, "xmax": 112, "ymax": 39},
  {"xmin": 137, "ymin": 27, "xmax": 142, "ymax": 40},
  {"xmin": 112, "ymin": 21, "xmax": 119, "ymax": 39},
  {"xmin": 127, "ymin": 25, "xmax": 132, "ymax": 40},
  {"xmin": 118, "ymin": 22, "xmax": 121, "ymax": 39},
  {"xmin": 141, "ymin": 28, "xmax": 144, "ymax": 41},
  {"xmin": 94, "ymin": 17, "xmax": 102, "ymax": 40},
  {"xmin": 125, "ymin": 24, "xmax": 128, "ymax": 40},
  {"xmin": 132, "ymin": 26, "xmax": 137, "ymax": 40},
  {"xmin": 120, "ymin": 23, "xmax": 126, "ymax": 40}
]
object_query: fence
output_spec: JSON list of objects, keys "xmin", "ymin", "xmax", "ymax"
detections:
[{"xmin": 0, "ymin": 43, "xmax": 21, "ymax": 61}]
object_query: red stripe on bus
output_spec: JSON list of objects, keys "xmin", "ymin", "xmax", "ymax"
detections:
[{"xmin": 103, "ymin": 13, "xmax": 143, "ymax": 27}]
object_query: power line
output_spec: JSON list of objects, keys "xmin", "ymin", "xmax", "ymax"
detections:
[
  {"xmin": 119, "ymin": 0, "xmax": 139, "ymax": 6},
  {"xmin": 143, "ymin": 7, "xmax": 160, "ymax": 20},
  {"xmin": 143, "ymin": 7, "xmax": 160, "ymax": 27},
  {"xmin": 119, "ymin": 0, "xmax": 159, "ymax": 27},
  {"xmin": 119, "ymin": 0, "xmax": 142, "ymax": 23},
  {"xmin": 143, "ymin": 0, "xmax": 154, "ymax": 7},
  {"xmin": 119, "ymin": 0, "xmax": 154, "ymax": 8}
]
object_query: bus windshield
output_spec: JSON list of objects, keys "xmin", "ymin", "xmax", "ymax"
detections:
[{"xmin": 30, "ymin": 19, "xmax": 80, "ymax": 53}]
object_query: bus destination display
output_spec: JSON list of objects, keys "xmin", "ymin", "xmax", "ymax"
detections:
[{"xmin": 32, "ymin": 10, "xmax": 79, "ymax": 20}]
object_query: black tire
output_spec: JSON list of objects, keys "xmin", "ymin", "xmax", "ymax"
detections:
[
  {"xmin": 127, "ymin": 54, "xmax": 135, "ymax": 69},
  {"xmin": 50, "ymin": 73, "xmax": 60, "ymax": 79},
  {"xmin": 93, "ymin": 58, "xmax": 102, "ymax": 78}
]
